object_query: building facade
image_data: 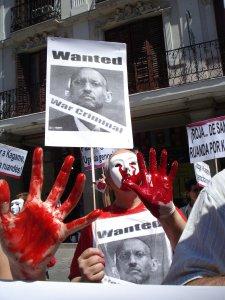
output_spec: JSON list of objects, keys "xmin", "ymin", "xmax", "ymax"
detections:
[{"xmin": 1, "ymin": 0, "xmax": 225, "ymax": 223}]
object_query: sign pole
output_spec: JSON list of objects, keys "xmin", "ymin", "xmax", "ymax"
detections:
[
  {"xmin": 215, "ymin": 158, "xmax": 219, "ymax": 174},
  {"xmin": 90, "ymin": 147, "xmax": 96, "ymax": 210}
]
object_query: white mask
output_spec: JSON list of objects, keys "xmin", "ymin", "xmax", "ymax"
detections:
[
  {"xmin": 109, "ymin": 152, "xmax": 140, "ymax": 189},
  {"xmin": 11, "ymin": 198, "xmax": 24, "ymax": 215}
]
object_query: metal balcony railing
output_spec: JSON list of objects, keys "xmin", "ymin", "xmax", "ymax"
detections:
[
  {"xmin": 11, "ymin": 0, "xmax": 61, "ymax": 32},
  {"xmin": 165, "ymin": 39, "xmax": 225, "ymax": 86},
  {"xmin": 1, "ymin": 39, "xmax": 225, "ymax": 120},
  {"xmin": 0, "ymin": 83, "xmax": 46, "ymax": 120}
]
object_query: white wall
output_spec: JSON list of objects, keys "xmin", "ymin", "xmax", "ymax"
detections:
[
  {"xmin": 164, "ymin": 0, "xmax": 217, "ymax": 50},
  {"xmin": 1, "ymin": 46, "xmax": 16, "ymax": 91}
]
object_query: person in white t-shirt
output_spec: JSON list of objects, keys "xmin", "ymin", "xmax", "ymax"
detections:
[{"xmin": 69, "ymin": 148, "xmax": 186, "ymax": 284}]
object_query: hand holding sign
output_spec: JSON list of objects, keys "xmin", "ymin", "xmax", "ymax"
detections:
[
  {"xmin": 0, "ymin": 147, "xmax": 100, "ymax": 280},
  {"xmin": 122, "ymin": 148, "xmax": 178, "ymax": 219}
]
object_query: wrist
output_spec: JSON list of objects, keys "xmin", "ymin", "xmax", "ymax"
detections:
[
  {"xmin": 158, "ymin": 202, "xmax": 175, "ymax": 220},
  {"xmin": 9, "ymin": 260, "xmax": 47, "ymax": 281}
]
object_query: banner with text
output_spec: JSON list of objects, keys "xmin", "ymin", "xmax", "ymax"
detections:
[
  {"xmin": 81, "ymin": 147, "xmax": 115, "ymax": 170},
  {"xmin": 186, "ymin": 116, "xmax": 225, "ymax": 163},
  {"xmin": 1, "ymin": 281, "xmax": 225, "ymax": 300},
  {"xmin": 0, "ymin": 143, "xmax": 27, "ymax": 178},
  {"xmin": 45, "ymin": 37, "xmax": 133, "ymax": 148},
  {"xmin": 194, "ymin": 161, "xmax": 211, "ymax": 187}
]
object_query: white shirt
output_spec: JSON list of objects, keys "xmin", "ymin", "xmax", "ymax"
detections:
[{"xmin": 164, "ymin": 169, "xmax": 225, "ymax": 285}]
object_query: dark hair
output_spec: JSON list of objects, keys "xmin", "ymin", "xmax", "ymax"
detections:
[{"xmin": 185, "ymin": 179, "xmax": 197, "ymax": 192}]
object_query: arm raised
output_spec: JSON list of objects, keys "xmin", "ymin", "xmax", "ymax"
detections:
[{"xmin": 0, "ymin": 147, "xmax": 100, "ymax": 280}]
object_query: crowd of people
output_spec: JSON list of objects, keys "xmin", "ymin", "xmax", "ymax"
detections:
[{"xmin": 0, "ymin": 146, "xmax": 225, "ymax": 286}]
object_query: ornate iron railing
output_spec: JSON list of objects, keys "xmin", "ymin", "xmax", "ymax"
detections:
[
  {"xmin": 11, "ymin": 0, "xmax": 61, "ymax": 32},
  {"xmin": 1, "ymin": 39, "xmax": 225, "ymax": 120},
  {"xmin": 0, "ymin": 83, "xmax": 46, "ymax": 120},
  {"xmin": 165, "ymin": 39, "xmax": 225, "ymax": 86}
]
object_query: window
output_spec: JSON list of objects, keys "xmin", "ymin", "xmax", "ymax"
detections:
[
  {"xmin": 105, "ymin": 15, "xmax": 168, "ymax": 94},
  {"xmin": 16, "ymin": 49, "xmax": 46, "ymax": 116}
]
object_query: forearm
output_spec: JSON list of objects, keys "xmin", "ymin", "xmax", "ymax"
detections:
[
  {"xmin": 187, "ymin": 276, "xmax": 225, "ymax": 286},
  {"xmin": 9, "ymin": 260, "xmax": 46, "ymax": 281},
  {"xmin": 0, "ymin": 245, "xmax": 12, "ymax": 280},
  {"xmin": 159, "ymin": 210, "xmax": 186, "ymax": 250}
]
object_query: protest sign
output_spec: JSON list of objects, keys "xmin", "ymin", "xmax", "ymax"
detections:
[
  {"xmin": 81, "ymin": 147, "xmax": 115, "ymax": 170},
  {"xmin": 194, "ymin": 161, "xmax": 211, "ymax": 187},
  {"xmin": 0, "ymin": 143, "xmax": 27, "ymax": 178},
  {"xmin": 1, "ymin": 280, "xmax": 225, "ymax": 300},
  {"xmin": 45, "ymin": 37, "xmax": 133, "ymax": 148},
  {"xmin": 186, "ymin": 116, "xmax": 225, "ymax": 163}
]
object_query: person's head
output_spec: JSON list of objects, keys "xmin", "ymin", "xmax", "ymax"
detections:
[
  {"xmin": 116, "ymin": 238, "xmax": 158, "ymax": 284},
  {"xmin": 67, "ymin": 68, "xmax": 112, "ymax": 112},
  {"xmin": 10, "ymin": 192, "xmax": 28, "ymax": 215},
  {"xmin": 185, "ymin": 179, "xmax": 202, "ymax": 206},
  {"xmin": 104, "ymin": 149, "xmax": 140, "ymax": 192}
]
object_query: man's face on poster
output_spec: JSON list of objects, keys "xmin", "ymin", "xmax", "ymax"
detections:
[
  {"xmin": 70, "ymin": 68, "xmax": 108, "ymax": 112},
  {"xmin": 116, "ymin": 239, "xmax": 156, "ymax": 284}
]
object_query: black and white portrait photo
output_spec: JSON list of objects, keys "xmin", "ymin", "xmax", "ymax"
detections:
[
  {"xmin": 48, "ymin": 66, "xmax": 126, "ymax": 132},
  {"xmin": 99, "ymin": 234, "xmax": 171, "ymax": 285}
]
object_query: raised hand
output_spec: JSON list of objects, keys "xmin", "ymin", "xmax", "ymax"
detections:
[
  {"xmin": 0, "ymin": 147, "xmax": 100, "ymax": 280},
  {"xmin": 122, "ymin": 148, "xmax": 178, "ymax": 219}
]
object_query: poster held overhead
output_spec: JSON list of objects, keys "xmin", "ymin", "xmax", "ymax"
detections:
[
  {"xmin": 186, "ymin": 115, "xmax": 225, "ymax": 163},
  {"xmin": 45, "ymin": 37, "xmax": 133, "ymax": 149}
]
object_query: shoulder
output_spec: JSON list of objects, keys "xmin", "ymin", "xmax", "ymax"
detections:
[
  {"xmin": 49, "ymin": 114, "xmax": 77, "ymax": 131},
  {"xmin": 99, "ymin": 202, "xmax": 147, "ymax": 219}
]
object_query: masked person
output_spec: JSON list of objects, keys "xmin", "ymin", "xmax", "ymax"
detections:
[
  {"xmin": 49, "ymin": 68, "xmax": 112, "ymax": 132},
  {"xmin": 10, "ymin": 193, "xmax": 28, "ymax": 215},
  {"xmin": 69, "ymin": 148, "xmax": 186, "ymax": 284}
]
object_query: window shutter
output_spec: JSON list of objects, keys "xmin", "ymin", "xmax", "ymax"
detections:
[
  {"xmin": 39, "ymin": 48, "xmax": 47, "ymax": 112},
  {"xmin": 105, "ymin": 25, "xmax": 136, "ymax": 93},
  {"xmin": 105, "ymin": 15, "xmax": 168, "ymax": 93},
  {"xmin": 16, "ymin": 53, "xmax": 31, "ymax": 116}
]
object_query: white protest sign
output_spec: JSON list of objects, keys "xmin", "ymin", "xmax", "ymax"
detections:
[
  {"xmin": 1, "ymin": 281, "xmax": 225, "ymax": 300},
  {"xmin": 0, "ymin": 143, "xmax": 27, "ymax": 178},
  {"xmin": 81, "ymin": 147, "xmax": 115, "ymax": 170},
  {"xmin": 45, "ymin": 37, "xmax": 133, "ymax": 148},
  {"xmin": 194, "ymin": 161, "xmax": 211, "ymax": 187},
  {"xmin": 186, "ymin": 116, "xmax": 225, "ymax": 163}
]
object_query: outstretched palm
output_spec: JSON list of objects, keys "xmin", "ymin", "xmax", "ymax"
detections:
[
  {"xmin": 0, "ymin": 147, "xmax": 100, "ymax": 280},
  {"xmin": 122, "ymin": 148, "xmax": 178, "ymax": 219}
]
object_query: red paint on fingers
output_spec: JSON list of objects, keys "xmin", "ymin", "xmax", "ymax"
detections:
[
  {"xmin": 46, "ymin": 155, "xmax": 75, "ymax": 206},
  {"xmin": 28, "ymin": 147, "xmax": 43, "ymax": 201},
  {"xmin": 2, "ymin": 201, "xmax": 61, "ymax": 267},
  {"xmin": 66, "ymin": 209, "xmax": 101, "ymax": 234},
  {"xmin": 120, "ymin": 166, "xmax": 141, "ymax": 191}
]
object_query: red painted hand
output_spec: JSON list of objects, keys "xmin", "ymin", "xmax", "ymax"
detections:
[
  {"xmin": 122, "ymin": 148, "xmax": 178, "ymax": 219},
  {"xmin": 0, "ymin": 147, "xmax": 100, "ymax": 280}
]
